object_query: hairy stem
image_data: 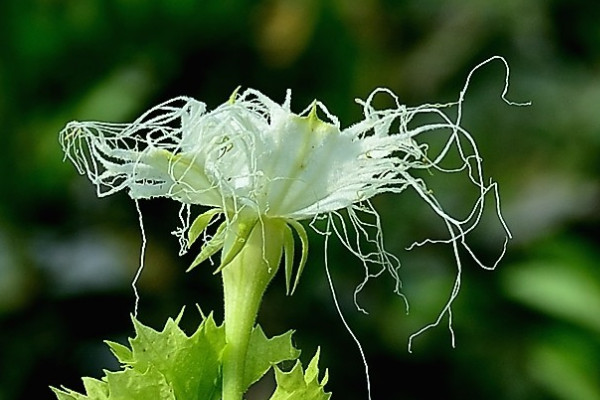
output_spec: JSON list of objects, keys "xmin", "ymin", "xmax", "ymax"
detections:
[{"xmin": 221, "ymin": 216, "xmax": 284, "ymax": 400}]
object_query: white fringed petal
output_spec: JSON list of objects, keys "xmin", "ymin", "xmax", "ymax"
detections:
[
  {"xmin": 60, "ymin": 88, "xmax": 441, "ymax": 221},
  {"xmin": 61, "ymin": 56, "xmax": 527, "ymax": 354}
]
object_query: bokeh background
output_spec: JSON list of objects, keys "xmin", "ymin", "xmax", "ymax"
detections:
[{"xmin": 1, "ymin": 0, "xmax": 599, "ymax": 399}]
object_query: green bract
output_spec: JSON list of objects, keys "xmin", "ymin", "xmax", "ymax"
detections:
[{"xmin": 185, "ymin": 207, "xmax": 308, "ymax": 295}]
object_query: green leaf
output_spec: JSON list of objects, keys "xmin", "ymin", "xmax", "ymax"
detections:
[
  {"xmin": 51, "ymin": 377, "xmax": 110, "ymax": 400},
  {"xmin": 51, "ymin": 310, "xmax": 304, "ymax": 400},
  {"xmin": 188, "ymin": 208, "xmax": 222, "ymax": 247},
  {"xmin": 52, "ymin": 310, "xmax": 225, "ymax": 400},
  {"xmin": 105, "ymin": 341, "xmax": 133, "ymax": 364},
  {"xmin": 305, "ymin": 348, "xmax": 328, "ymax": 386},
  {"xmin": 133, "ymin": 314, "xmax": 225, "ymax": 399},
  {"xmin": 270, "ymin": 348, "xmax": 331, "ymax": 400},
  {"xmin": 244, "ymin": 326, "xmax": 301, "ymax": 388},
  {"xmin": 82, "ymin": 378, "xmax": 110, "ymax": 399},
  {"xmin": 103, "ymin": 367, "xmax": 175, "ymax": 400}
]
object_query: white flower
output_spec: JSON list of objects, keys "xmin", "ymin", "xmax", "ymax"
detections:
[
  {"xmin": 60, "ymin": 56, "xmax": 527, "ymax": 350},
  {"xmin": 61, "ymin": 88, "xmax": 423, "ymax": 219}
]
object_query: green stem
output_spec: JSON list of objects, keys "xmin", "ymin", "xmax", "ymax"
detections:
[{"xmin": 221, "ymin": 216, "xmax": 284, "ymax": 400}]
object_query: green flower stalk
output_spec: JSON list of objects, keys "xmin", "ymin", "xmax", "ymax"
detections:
[
  {"xmin": 60, "ymin": 57, "xmax": 527, "ymax": 399},
  {"xmin": 219, "ymin": 214, "xmax": 284, "ymax": 400}
]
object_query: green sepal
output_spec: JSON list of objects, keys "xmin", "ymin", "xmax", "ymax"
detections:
[
  {"xmin": 188, "ymin": 208, "xmax": 222, "ymax": 248},
  {"xmin": 286, "ymin": 220, "xmax": 309, "ymax": 295},
  {"xmin": 187, "ymin": 222, "xmax": 227, "ymax": 272},
  {"xmin": 270, "ymin": 348, "xmax": 331, "ymax": 400},
  {"xmin": 228, "ymin": 86, "xmax": 242, "ymax": 104},
  {"xmin": 283, "ymin": 224, "xmax": 296, "ymax": 295},
  {"xmin": 214, "ymin": 216, "xmax": 259, "ymax": 275}
]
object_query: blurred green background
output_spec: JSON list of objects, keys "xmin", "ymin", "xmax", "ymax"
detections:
[{"xmin": 1, "ymin": 0, "xmax": 599, "ymax": 399}]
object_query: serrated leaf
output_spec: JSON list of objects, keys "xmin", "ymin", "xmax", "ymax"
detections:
[
  {"xmin": 305, "ymin": 348, "xmax": 328, "ymax": 386},
  {"xmin": 51, "ymin": 386, "xmax": 97, "ymax": 400},
  {"xmin": 52, "ymin": 377, "xmax": 109, "ymax": 400},
  {"xmin": 52, "ymin": 311, "xmax": 303, "ymax": 400},
  {"xmin": 104, "ymin": 367, "xmax": 175, "ymax": 400},
  {"xmin": 270, "ymin": 348, "xmax": 331, "ymax": 400},
  {"xmin": 82, "ymin": 378, "xmax": 110, "ymax": 399},
  {"xmin": 128, "ymin": 313, "xmax": 225, "ymax": 399},
  {"xmin": 244, "ymin": 327, "xmax": 301, "ymax": 388},
  {"xmin": 52, "ymin": 310, "xmax": 225, "ymax": 400},
  {"xmin": 105, "ymin": 341, "xmax": 132, "ymax": 364}
]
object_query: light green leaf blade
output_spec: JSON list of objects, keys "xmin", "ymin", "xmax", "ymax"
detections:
[
  {"xmin": 82, "ymin": 378, "xmax": 110, "ymax": 400},
  {"xmin": 127, "ymin": 313, "xmax": 225, "ymax": 399},
  {"xmin": 52, "ymin": 310, "xmax": 226, "ymax": 400},
  {"xmin": 270, "ymin": 348, "xmax": 331, "ymax": 400},
  {"xmin": 105, "ymin": 341, "xmax": 133, "ymax": 364},
  {"xmin": 305, "ymin": 348, "xmax": 328, "ymax": 385},
  {"xmin": 244, "ymin": 326, "xmax": 301, "ymax": 388},
  {"xmin": 52, "ymin": 376, "xmax": 110, "ymax": 400},
  {"xmin": 103, "ymin": 368, "xmax": 175, "ymax": 400},
  {"xmin": 51, "ymin": 386, "xmax": 96, "ymax": 400},
  {"xmin": 51, "ymin": 377, "xmax": 111, "ymax": 400}
]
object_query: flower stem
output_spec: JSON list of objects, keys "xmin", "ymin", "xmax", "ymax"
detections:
[{"xmin": 221, "ymin": 216, "xmax": 285, "ymax": 400}]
